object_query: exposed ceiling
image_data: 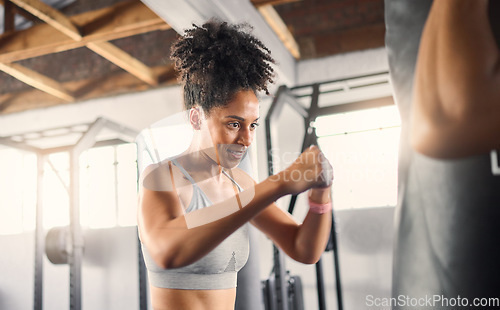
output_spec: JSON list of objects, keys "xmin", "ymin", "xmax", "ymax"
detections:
[{"xmin": 0, "ymin": 0, "xmax": 385, "ymax": 116}]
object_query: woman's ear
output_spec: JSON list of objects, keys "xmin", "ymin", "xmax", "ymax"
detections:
[{"xmin": 189, "ymin": 107, "xmax": 202, "ymax": 130}]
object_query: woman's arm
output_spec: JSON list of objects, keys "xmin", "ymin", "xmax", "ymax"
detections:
[
  {"xmin": 138, "ymin": 146, "xmax": 330, "ymax": 269},
  {"xmin": 251, "ymin": 187, "xmax": 332, "ymax": 265},
  {"xmin": 411, "ymin": 0, "xmax": 500, "ymax": 158},
  {"xmin": 138, "ymin": 176, "xmax": 285, "ymax": 269}
]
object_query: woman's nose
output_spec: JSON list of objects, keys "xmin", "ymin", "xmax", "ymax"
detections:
[{"xmin": 238, "ymin": 128, "xmax": 253, "ymax": 147}]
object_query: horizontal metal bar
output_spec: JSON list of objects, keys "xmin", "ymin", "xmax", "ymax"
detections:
[
  {"xmin": 102, "ymin": 119, "xmax": 140, "ymax": 143},
  {"xmin": 317, "ymin": 96, "xmax": 394, "ymax": 116},
  {"xmin": 40, "ymin": 138, "xmax": 130, "ymax": 155},
  {"xmin": 0, "ymin": 136, "xmax": 40, "ymax": 153},
  {"xmin": 290, "ymin": 71, "xmax": 389, "ymax": 91}
]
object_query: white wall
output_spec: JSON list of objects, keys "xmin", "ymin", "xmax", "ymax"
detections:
[
  {"xmin": 0, "ymin": 85, "xmax": 184, "ymax": 139},
  {"xmin": 297, "ymin": 47, "xmax": 389, "ymax": 85}
]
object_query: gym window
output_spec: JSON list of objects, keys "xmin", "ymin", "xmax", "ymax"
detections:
[
  {"xmin": 0, "ymin": 143, "xmax": 138, "ymax": 235},
  {"xmin": 80, "ymin": 143, "xmax": 138, "ymax": 228},
  {"xmin": 316, "ymin": 105, "xmax": 401, "ymax": 209},
  {"xmin": 0, "ymin": 149, "xmax": 37, "ymax": 235}
]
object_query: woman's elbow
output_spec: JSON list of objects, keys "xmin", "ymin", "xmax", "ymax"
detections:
[
  {"xmin": 146, "ymin": 240, "xmax": 185, "ymax": 269},
  {"xmin": 149, "ymin": 246, "xmax": 172, "ymax": 269},
  {"xmin": 298, "ymin": 254, "xmax": 322, "ymax": 265},
  {"xmin": 290, "ymin": 248, "xmax": 323, "ymax": 265}
]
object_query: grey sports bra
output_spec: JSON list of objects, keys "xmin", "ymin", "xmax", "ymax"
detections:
[{"xmin": 141, "ymin": 158, "xmax": 250, "ymax": 290}]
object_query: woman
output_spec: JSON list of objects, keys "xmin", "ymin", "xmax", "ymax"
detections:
[{"xmin": 138, "ymin": 20, "xmax": 333, "ymax": 310}]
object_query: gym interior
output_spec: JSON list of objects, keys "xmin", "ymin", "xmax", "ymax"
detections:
[{"xmin": 1, "ymin": 1, "xmax": 499, "ymax": 310}]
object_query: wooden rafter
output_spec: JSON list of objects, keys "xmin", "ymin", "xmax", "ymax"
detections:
[
  {"xmin": 0, "ymin": 62, "xmax": 74, "ymax": 101},
  {"xmin": 257, "ymin": 4, "xmax": 300, "ymax": 59},
  {"xmin": 0, "ymin": 0, "xmax": 39, "ymax": 23},
  {"xmin": 87, "ymin": 41, "xmax": 158, "ymax": 86},
  {"xmin": 0, "ymin": 0, "xmax": 166, "ymax": 99},
  {"xmin": 0, "ymin": 64, "xmax": 176, "ymax": 115},
  {"xmin": 250, "ymin": 0, "xmax": 301, "ymax": 8},
  {"xmin": 3, "ymin": 0, "xmax": 15, "ymax": 32},
  {"xmin": 0, "ymin": 0, "xmax": 170, "ymax": 63},
  {"xmin": 9, "ymin": 0, "xmax": 82, "ymax": 40}
]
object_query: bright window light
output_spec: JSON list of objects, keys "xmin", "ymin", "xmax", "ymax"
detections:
[
  {"xmin": 116, "ymin": 143, "xmax": 139, "ymax": 226},
  {"xmin": 80, "ymin": 143, "xmax": 138, "ymax": 229},
  {"xmin": 136, "ymin": 112, "xmax": 193, "ymax": 171},
  {"xmin": 43, "ymin": 152, "xmax": 70, "ymax": 229},
  {"xmin": 316, "ymin": 105, "xmax": 401, "ymax": 209},
  {"xmin": 0, "ymin": 142, "xmax": 138, "ymax": 235},
  {"xmin": 80, "ymin": 146, "xmax": 116, "ymax": 228},
  {"xmin": 0, "ymin": 149, "xmax": 36, "ymax": 235}
]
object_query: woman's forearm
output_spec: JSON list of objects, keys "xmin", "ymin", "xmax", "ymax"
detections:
[{"xmin": 292, "ymin": 188, "xmax": 332, "ymax": 264}]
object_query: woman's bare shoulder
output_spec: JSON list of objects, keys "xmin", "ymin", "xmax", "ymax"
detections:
[
  {"xmin": 140, "ymin": 160, "xmax": 174, "ymax": 192},
  {"xmin": 231, "ymin": 167, "xmax": 257, "ymax": 190}
]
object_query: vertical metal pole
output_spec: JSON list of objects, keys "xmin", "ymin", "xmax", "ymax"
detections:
[
  {"xmin": 315, "ymin": 259, "xmax": 327, "ymax": 310},
  {"xmin": 265, "ymin": 87, "xmax": 289, "ymax": 310},
  {"xmin": 34, "ymin": 154, "xmax": 45, "ymax": 310},
  {"xmin": 310, "ymin": 85, "xmax": 328, "ymax": 310},
  {"xmin": 272, "ymin": 246, "xmax": 288, "ymax": 310},
  {"xmin": 138, "ymin": 238, "xmax": 148, "ymax": 310},
  {"xmin": 302, "ymin": 84, "xmax": 344, "ymax": 310},
  {"xmin": 67, "ymin": 118, "xmax": 106, "ymax": 309},
  {"xmin": 69, "ymin": 151, "xmax": 82, "ymax": 310},
  {"xmin": 3, "ymin": 0, "xmax": 15, "ymax": 32},
  {"xmin": 113, "ymin": 146, "xmax": 119, "ymax": 226},
  {"xmin": 330, "ymin": 213, "xmax": 343, "ymax": 310},
  {"xmin": 136, "ymin": 153, "xmax": 148, "ymax": 310}
]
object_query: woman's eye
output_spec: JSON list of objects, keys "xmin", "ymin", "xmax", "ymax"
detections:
[
  {"xmin": 250, "ymin": 123, "xmax": 260, "ymax": 130},
  {"xmin": 228, "ymin": 122, "xmax": 240, "ymax": 129}
]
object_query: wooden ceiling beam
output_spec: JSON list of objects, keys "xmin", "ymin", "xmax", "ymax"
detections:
[
  {"xmin": 9, "ymin": 0, "xmax": 82, "ymax": 40},
  {"xmin": 3, "ymin": 0, "xmax": 16, "ymax": 32},
  {"xmin": 144, "ymin": 0, "xmax": 296, "ymax": 84},
  {"xmin": 0, "ymin": 0, "xmax": 39, "ymax": 23},
  {"xmin": 250, "ymin": 0, "xmax": 301, "ymax": 8},
  {"xmin": 0, "ymin": 62, "xmax": 74, "ymax": 101},
  {"xmin": 6, "ymin": 0, "xmax": 159, "ymax": 86},
  {"xmin": 257, "ymin": 4, "xmax": 300, "ymax": 59},
  {"xmin": 0, "ymin": 0, "xmax": 170, "ymax": 63},
  {"xmin": 0, "ymin": 64, "xmax": 176, "ymax": 115},
  {"xmin": 86, "ymin": 41, "xmax": 158, "ymax": 86}
]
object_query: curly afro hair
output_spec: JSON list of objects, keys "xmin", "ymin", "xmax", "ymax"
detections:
[{"xmin": 170, "ymin": 19, "xmax": 276, "ymax": 115}]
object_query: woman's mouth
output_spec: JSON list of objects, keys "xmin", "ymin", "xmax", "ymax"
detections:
[{"xmin": 227, "ymin": 149, "xmax": 245, "ymax": 159}]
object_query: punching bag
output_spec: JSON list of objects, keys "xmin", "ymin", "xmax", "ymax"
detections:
[{"xmin": 385, "ymin": 1, "xmax": 500, "ymax": 309}]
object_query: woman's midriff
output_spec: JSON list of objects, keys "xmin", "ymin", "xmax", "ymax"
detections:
[{"xmin": 150, "ymin": 286, "xmax": 237, "ymax": 310}]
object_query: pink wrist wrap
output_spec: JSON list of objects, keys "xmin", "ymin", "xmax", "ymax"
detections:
[{"xmin": 308, "ymin": 198, "xmax": 332, "ymax": 214}]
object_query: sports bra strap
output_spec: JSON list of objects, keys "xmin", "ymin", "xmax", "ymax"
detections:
[
  {"xmin": 171, "ymin": 158, "xmax": 244, "ymax": 193},
  {"xmin": 222, "ymin": 170, "xmax": 243, "ymax": 192},
  {"xmin": 171, "ymin": 158, "xmax": 197, "ymax": 185}
]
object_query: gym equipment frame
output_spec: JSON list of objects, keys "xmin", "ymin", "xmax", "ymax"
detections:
[
  {"xmin": 264, "ymin": 71, "xmax": 392, "ymax": 310},
  {"xmin": 0, "ymin": 117, "xmax": 138, "ymax": 310}
]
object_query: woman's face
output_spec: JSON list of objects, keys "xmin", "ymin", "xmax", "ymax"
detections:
[{"xmin": 198, "ymin": 90, "xmax": 260, "ymax": 168}]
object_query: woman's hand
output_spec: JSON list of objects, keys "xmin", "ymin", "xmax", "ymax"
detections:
[{"xmin": 272, "ymin": 146, "xmax": 333, "ymax": 196}]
